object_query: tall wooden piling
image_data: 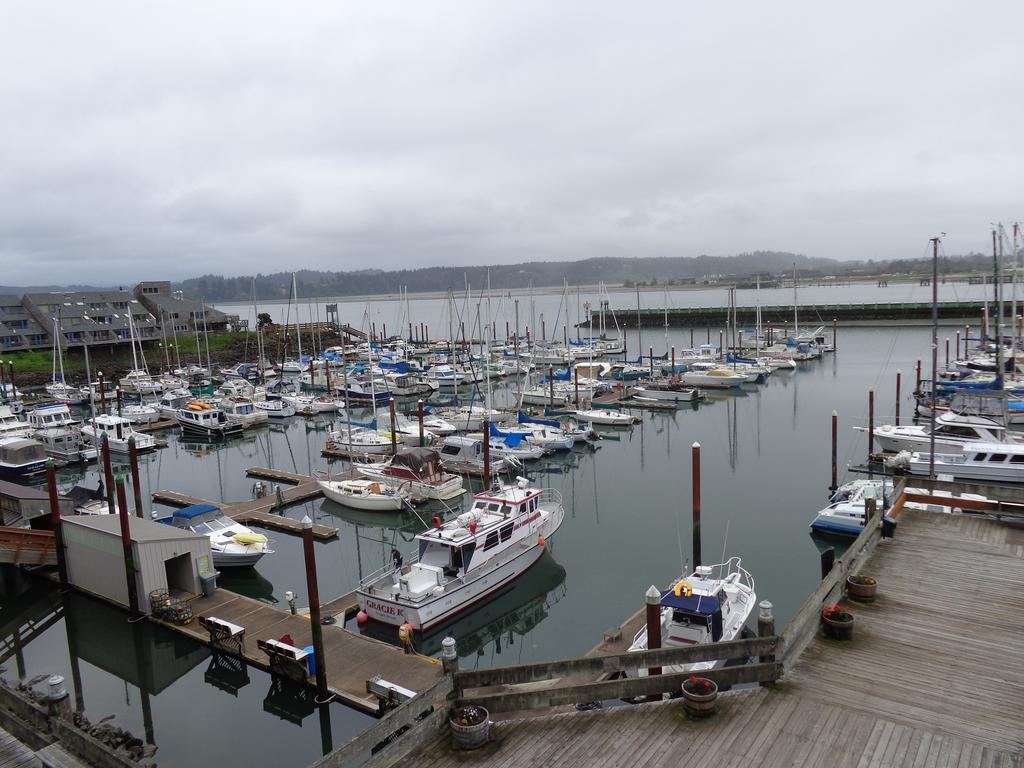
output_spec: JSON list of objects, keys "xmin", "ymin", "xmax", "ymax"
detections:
[
  {"xmin": 127, "ymin": 437, "xmax": 144, "ymax": 518},
  {"xmin": 388, "ymin": 398, "xmax": 398, "ymax": 456},
  {"xmin": 832, "ymin": 318, "xmax": 837, "ymax": 352},
  {"xmin": 549, "ymin": 367, "xmax": 555, "ymax": 407},
  {"xmin": 101, "ymin": 435, "xmax": 116, "ymax": 515},
  {"xmin": 820, "ymin": 546, "xmax": 835, "ymax": 580},
  {"xmin": 718, "ymin": 331, "xmax": 723, "ymax": 359},
  {"xmin": 47, "ymin": 462, "xmax": 68, "ymax": 589},
  {"xmin": 955, "ymin": 331, "xmax": 961, "ymax": 361},
  {"xmin": 417, "ymin": 399, "xmax": 425, "ymax": 448},
  {"xmin": 945, "ymin": 338, "xmax": 949, "ymax": 369},
  {"xmin": 915, "ymin": 359, "xmax": 921, "ymax": 391},
  {"xmin": 758, "ymin": 600, "xmax": 775, "ymax": 682},
  {"xmin": 573, "ymin": 367, "xmax": 579, "ymax": 407},
  {"xmin": 868, "ymin": 389, "xmax": 875, "ymax": 460},
  {"xmin": 830, "ymin": 411, "xmax": 837, "ymax": 492},
  {"xmin": 644, "ymin": 586, "xmax": 662, "ymax": 700},
  {"xmin": 301, "ymin": 516, "xmax": 331, "ymax": 702},
  {"xmin": 692, "ymin": 442, "xmax": 702, "ymax": 570},
  {"xmin": 115, "ymin": 476, "xmax": 140, "ymax": 618},
  {"xmin": 895, "ymin": 371, "xmax": 901, "ymax": 426},
  {"xmin": 649, "ymin": 347, "xmax": 654, "ymax": 379},
  {"xmin": 671, "ymin": 346, "xmax": 675, "ymax": 374}
]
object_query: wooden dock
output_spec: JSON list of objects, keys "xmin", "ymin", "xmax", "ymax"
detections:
[
  {"xmin": 398, "ymin": 508, "xmax": 1024, "ymax": 767},
  {"xmin": 0, "ymin": 723, "xmax": 42, "ymax": 768},
  {"xmin": 161, "ymin": 588, "xmax": 442, "ymax": 715},
  {"xmin": 134, "ymin": 418, "xmax": 178, "ymax": 433},
  {"xmin": 151, "ymin": 466, "xmax": 337, "ymax": 539}
]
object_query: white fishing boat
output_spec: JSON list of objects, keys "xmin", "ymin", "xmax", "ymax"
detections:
[
  {"xmin": 435, "ymin": 405, "xmax": 503, "ymax": 432},
  {"xmin": 221, "ymin": 397, "xmax": 269, "ymax": 429},
  {"xmin": 81, "ymin": 415, "xmax": 157, "ymax": 453},
  {"xmin": 632, "ymin": 382, "xmax": 703, "ymax": 402},
  {"xmin": 157, "ymin": 504, "xmax": 272, "ymax": 567},
  {"xmin": 34, "ymin": 427, "xmax": 97, "ymax": 464},
  {"xmin": 254, "ymin": 398, "xmax": 296, "ymax": 419},
  {"xmin": 355, "ymin": 448, "xmax": 465, "ymax": 501},
  {"xmin": 627, "ymin": 558, "xmax": 757, "ymax": 674},
  {"xmin": 325, "ymin": 425, "xmax": 394, "ymax": 456},
  {"xmin": 0, "ymin": 437, "xmax": 49, "ymax": 478},
  {"xmin": 120, "ymin": 403, "xmax": 161, "ymax": 425},
  {"xmin": 282, "ymin": 393, "xmax": 337, "ymax": 415},
  {"xmin": 27, "ymin": 403, "xmax": 78, "ymax": 430},
  {"xmin": 175, "ymin": 402, "xmax": 244, "ymax": 438},
  {"xmin": 357, "ymin": 477, "xmax": 564, "ymax": 630},
  {"xmin": 0, "ymin": 405, "xmax": 29, "ymax": 438},
  {"xmin": 318, "ymin": 478, "xmax": 410, "ymax": 511},
  {"xmin": 157, "ymin": 388, "xmax": 196, "ymax": 418},
  {"xmin": 863, "ymin": 411, "xmax": 1020, "ymax": 454},
  {"xmin": 900, "ymin": 442, "xmax": 1024, "ymax": 483},
  {"xmin": 677, "ymin": 368, "xmax": 747, "ymax": 389},
  {"xmin": 119, "ymin": 369, "xmax": 162, "ymax": 395},
  {"xmin": 45, "ymin": 382, "xmax": 90, "ymax": 405},
  {"xmin": 438, "ymin": 435, "xmax": 507, "ymax": 476},
  {"xmin": 573, "ymin": 409, "xmax": 640, "ymax": 426}
]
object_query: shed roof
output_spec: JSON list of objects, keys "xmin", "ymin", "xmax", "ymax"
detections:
[
  {"xmin": 0, "ymin": 479, "xmax": 51, "ymax": 501},
  {"xmin": 63, "ymin": 514, "xmax": 206, "ymax": 544}
]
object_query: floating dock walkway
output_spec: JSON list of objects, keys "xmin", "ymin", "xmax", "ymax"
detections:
[{"xmin": 151, "ymin": 466, "xmax": 337, "ymax": 539}]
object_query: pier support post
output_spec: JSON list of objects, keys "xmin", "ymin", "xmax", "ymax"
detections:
[
  {"xmin": 417, "ymin": 399, "xmax": 425, "ymax": 448},
  {"xmin": 98, "ymin": 372, "xmax": 106, "ymax": 414},
  {"xmin": 324, "ymin": 357, "xmax": 332, "ymax": 395},
  {"xmin": 830, "ymin": 411, "xmax": 838, "ymax": 492},
  {"xmin": 738, "ymin": 330, "xmax": 743, "ymax": 354},
  {"xmin": 867, "ymin": 389, "xmax": 875, "ymax": 460},
  {"xmin": 819, "ymin": 547, "xmax": 835, "ymax": 580},
  {"xmin": 915, "ymin": 359, "xmax": 921, "ymax": 391},
  {"xmin": 649, "ymin": 347, "xmax": 654, "ymax": 379},
  {"xmin": 128, "ymin": 437, "xmax": 144, "ymax": 519},
  {"xmin": 574, "ymin": 367, "xmax": 579, "ymax": 407},
  {"xmin": 690, "ymin": 328, "xmax": 694, "ymax": 347},
  {"xmin": 832, "ymin": 318, "xmax": 837, "ymax": 352},
  {"xmin": 302, "ymin": 516, "xmax": 332, "ymax": 703},
  {"xmin": 718, "ymin": 331, "xmax": 723, "ymax": 359},
  {"xmin": 441, "ymin": 636, "xmax": 459, "ymax": 675},
  {"xmin": 115, "ymin": 475, "xmax": 140, "ymax": 618},
  {"xmin": 955, "ymin": 331, "xmax": 961, "ymax": 361},
  {"xmin": 644, "ymin": 586, "xmax": 662, "ymax": 701},
  {"xmin": 388, "ymin": 398, "xmax": 398, "ymax": 456},
  {"xmin": 549, "ymin": 367, "xmax": 555, "ymax": 407},
  {"xmin": 47, "ymin": 461, "xmax": 68, "ymax": 589},
  {"xmin": 671, "ymin": 346, "xmax": 675, "ymax": 375},
  {"xmin": 964, "ymin": 325, "xmax": 970, "ymax": 356},
  {"xmin": 895, "ymin": 371, "xmax": 901, "ymax": 426},
  {"xmin": 945, "ymin": 338, "xmax": 950, "ymax": 369},
  {"xmin": 691, "ymin": 442, "xmax": 702, "ymax": 570},
  {"xmin": 758, "ymin": 601, "xmax": 775, "ymax": 687},
  {"xmin": 116, "ymin": 386, "xmax": 123, "ymax": 417},
  {"xmin": 101, "ymin": 434, "xmax": 116, "ymax": 515}
]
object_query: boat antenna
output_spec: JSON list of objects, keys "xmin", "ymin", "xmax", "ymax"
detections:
[{"xmin": 719, "ymin": 519, "xmax": 731, "ymax": 571}]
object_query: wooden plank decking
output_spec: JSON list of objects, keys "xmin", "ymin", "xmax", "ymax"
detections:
[
  {"xmin": 407, "ymin": 509, "xmax": 1024, "ymax": 766},
  {"xmin": 0, "ymin": 724, "xmax": 42, "ymax": 768},
  {"xmin": 163, "ymin": 588, "xmax": 443, "ymax": 715}
]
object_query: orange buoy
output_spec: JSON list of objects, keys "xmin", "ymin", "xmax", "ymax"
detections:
[
  {"xmin": 537, "ymin": 536, "xmax": 545, "ymax": 547},
  {"xmin": 356, "ymin": 610, "xmax": 369, "ymax": 624}
]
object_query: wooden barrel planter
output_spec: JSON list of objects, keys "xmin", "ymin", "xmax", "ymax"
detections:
[
  {"xmin": 846, "ymin": 575, "xmax": 877, "ymax": 601},
  {"xmin": 821, "ymin": 604, "xmax": 854, "ymax": 640},
  {"xmin": 681, "ymin": 677, "xmax": 718, "ymax": 717},
  {"xmin": 450, "ymin": 705, "xmax": 490, "ymax": 750}
]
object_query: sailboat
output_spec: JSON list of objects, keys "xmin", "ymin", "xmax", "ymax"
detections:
[{"xmin": 45, "ymin": 318, "xmax": 89, "ymax": 404}]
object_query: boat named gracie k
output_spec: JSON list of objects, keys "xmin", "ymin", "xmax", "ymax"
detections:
[{"xmin": 356, "ymin": 477, "xmax": 564, "ymax": 630}]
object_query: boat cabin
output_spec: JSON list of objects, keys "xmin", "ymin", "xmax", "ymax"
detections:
[
  {"xmin": 659, "ymin": 585, "xmax": 725, "ymax": 646},
  {"xmin": 384, "ymin": 448, "xmax": 448, "ymax": 482},
  {"xmin": 27, "ymin": 404, "xmax": 76, "ymax": 429}
]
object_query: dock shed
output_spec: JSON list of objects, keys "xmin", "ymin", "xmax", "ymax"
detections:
[
  {"xmin": 0, "ymin": 479, "xmax": 73, "ymax": 526},
  {"xmin": 62, "ymin": 515, "xmax": 212, "ymax": 612}
]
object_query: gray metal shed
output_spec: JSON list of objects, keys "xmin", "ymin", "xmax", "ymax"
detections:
[
  {"xmin": 0, "ymin": 479, "xmax": 74, "ymax": 525},
  {"xmin": 62, "ymin": 515, "xmax": 212, "ymax": 612}
]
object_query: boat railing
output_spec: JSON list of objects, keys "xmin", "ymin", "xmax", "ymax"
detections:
[
  {"xmin": 358, "ymin": 551, "xmax": 421, "ymax": 591},
  {"xmin": 539, "ymin": 488, "xmax": 564, "ymax": 510}
]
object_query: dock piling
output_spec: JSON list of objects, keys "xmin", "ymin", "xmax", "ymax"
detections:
[
  {"xmin": 101, "ymin": 435, "xmax": 116, "ymax": 515},
  {"xmin": 671, "ymin": 346, "xmax": 675, "ymax": 374},
  {"xmin": 718, "ymin": 331, "xmax": 723, "ymax": 359},
  {"xmin": 895, "ymin": 371, "xmax": 901, "ymax": 426},
  {"xmin": 116, "ymin": 386, "xmax": 122, "ymax": 417},
  {"xmin": 649, "ymin": 347, "xmax": 654, "ymax": 379},
  {"xmin": 692, "ymin": 442, "xmax": 701, "ymax": 570},
  {"xmin": 945, "ymin": 337, "xmax": 949, "ymax": 369},
  {"xmin": 115, "ymin": 475, "xmax": 140, "ymax": 619},
  {"xmin": 830, "ymin": 410, "xmax": 837, "ymax": 492},
  {"xmin": 757, "ymin": 600, "xmax": 775, "ymax": 682},
  {"xmin": 417, "ymin": 399, "xmax": 425, "ymax": 448},
  {"xmin": 98, "ymin": 373, "xmax": 106, "ymax": 414},
  {"xmin": 644, "ymin": 586, "xmax": 662, "ymax": 700},
  {"xmin": 46, "ymin": 462, "xmax": 68, "ymax": 589},
  {"xmin": 302, "ymin": 516, "xmax": 331, "ymax": 703},
  {"xmin": 549, "ymin": 368, "xmax": 555, "ymax": 406},
  {"xmin": 441, "ymin": 636, "xmax": 458, "ymax": 675},
  {"xmin": 833, "ymin": 318, "xmax": 837, "ymax": 352},
  {"xmin": 574, "ymin": 368, "xmax": 579, "ymax": 407},
  {"xmin": 915, "ymin": 359, "xmax": 921, "ymax": 391},
  {"xmin": 867, "ymin": 389, "xmax": 874, "ymax": 461},
  {"xmin": 955, "ymin": 331, "xmax": 961, "ymax": 361},
  {"xmin": 819, "ymin": 546, "xmax": 835, "ymax": 580},
  {"xmin": 129, "ymin": 437, "xmax": 144, "ymax": 519},
  {"xmin": 389, "ymin": 398, "xmax": 398, "ymax": 456}
]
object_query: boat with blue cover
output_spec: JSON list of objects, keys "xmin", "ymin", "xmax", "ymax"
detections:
[{"xmin": 156, "ymin": 503, "xmax": 272, "ymax": 568}]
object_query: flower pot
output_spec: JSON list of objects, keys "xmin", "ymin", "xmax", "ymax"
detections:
[
  {"xmin": 681, "ymin": 678, "xmax": 718, "ymax": 718},
  {"xmin": 846, "ymin": 575, "xmax": 877, "ymax": 601},
  {"xmin": 450, "ymin": 706, "xmax": 490, "ymax": 750},
  {"xmin": 821, "ymin": 612, "xmax": 854, "ymax": 640}
]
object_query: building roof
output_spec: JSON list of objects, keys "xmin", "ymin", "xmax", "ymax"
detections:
[
  {"xmin": 0, "ymin": 478, "xmax": 51, "ymax": 501},
  {"xmin": 63, "ymin": 513, "xmax": 207, "ymax": 544}
]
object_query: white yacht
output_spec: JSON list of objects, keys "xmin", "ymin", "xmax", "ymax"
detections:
[
  {"xmin": 157, "ymin": 388, "xmax": 196, "ymax": 418},
  {"xmin": 119, "ymin": 369, "xmax": 162, "ymax": 395},
  {"xmin": 26, "ymin": 403, "xmax": 78, "ymax": 431},
  {"xmin": 864, "ymin": 411, "xmax": 1020, "ymax": 454},
  {"xmin": 120, "ymin": 403, "xmax": 161, "ymax": 425},
  {"xmin": 45, "ymin": 382, "xmax": 90, "ymax": 405},
  {"xmin": 221, "ymin": 397, "xmax": 269, "ymax": 429},
  {"xmin": 677, "ymin": 368, "xmax": 747, "ymax": 389},
  {"xmin": 0, "ymin": 405, "xmax": 30, "ymax": 438},
  {"xmin": 157, "ymin": 504, "xmax": 272, "ymax": 567},
  {"xmin": 902, "ymin": 442, "xmax": 1024, "ymax": 483},
  {"xmin": 573, "ymin": 409, "xmax": 640, "ymax": 426},
  {"xmin": 356, "ymin": 478, "xmax": 564, "ymax": 630},
  {"xmin": 318, "ymin": 478, "xmax": 410, "ymax": 511},
  {"xmin": 632, "ymin": 382, "xmax": 702, "ymax": 402},
  {"xmin": 325, "ymin": 425, "xmax": 394, "ymax": 456},
  {"xmin": 81, "ymin": 415, "xmax": 157, "ymax": 454},
  {"xmin": 254, "ymin": 399, "xmax": 296, "ymax": 419},
  {"xmin": 628, "ymin": 558, "xmax": 757, "ymax": 674},
  {"xmin": 175, "ymin": 402, "xmax": 244, "ymax": 438},
  {"xmin": 0, "ymin": 437, "xmax": 49, "ymax": 478}
]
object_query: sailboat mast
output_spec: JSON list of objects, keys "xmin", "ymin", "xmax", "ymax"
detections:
[
  {"xmin": 128, "ymin": 309, "xmax": 140, "ymax": 372},
  {"xmin": 793, "ymin": 262, "xmax": 799, "ymax": 337},
  {"xmin": 293, "ymin": 274, "xmax": 303, "ymax": 364},
  {"xmin": 994, "ymin": 228, "xmax": 1003, "ymax": 386}
]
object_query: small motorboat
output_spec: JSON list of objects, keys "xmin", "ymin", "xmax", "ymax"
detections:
[
  {"xmin": 176, "ymin": 401, "xmax": 244, "ymax": 438},
  {"xmin": 573, "ymin": 409, "xmax": 639, "ymax": 426},
  {"xmin": 120, "ymin": 403, "xmax": 161, "ymax": 425},
  {"xmin": 156, "ymin": 504, "xmax": 272, "ymax": 567},
  {"xmin": 81, "ymin": 415, "xmax": 158, "ymax": 453},
  {"xmin": 0, "ymin": 437, "xmax": 48, "ymax": 478},
  {"xmin": 254, "ymin": 399, "xmax": 296, "ymax": 419},
  {"xmin": 318, "ymin": 478, "xmax": 410, "ymax": 511},
  {"xmin": 628, "ymin": 558, "xmax": 756, "ymax": 674}
]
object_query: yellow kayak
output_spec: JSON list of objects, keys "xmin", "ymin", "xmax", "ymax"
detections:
[{"xmin": 233, "ymin": 531, "xmax": 269, "ymax": 545}]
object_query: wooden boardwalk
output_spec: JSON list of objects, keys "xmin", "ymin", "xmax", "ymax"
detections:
[
  {"xmin": 408, "ymin": 509, "xmax": 1024, "ymax": 766},
  {"xmin": 0, "ymin": 724, "xmax": 42, "ymax": 768},
  {"xmin": 166, "ymin": 588, "xmax": 443, "ymax": 715},
  {"xmin": 151, "ymin": 466, "xmax": 337, "ymax": 539}
]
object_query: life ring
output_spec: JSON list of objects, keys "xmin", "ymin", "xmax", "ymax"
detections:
[{"xmin": 673, "ymin": 581, "xmax": 693, "ymax": 598}]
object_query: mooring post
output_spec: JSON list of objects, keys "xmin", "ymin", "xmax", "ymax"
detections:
[
  {"xmin": 417, "ymin": 399, "xmax": 425, "ymax": 448},
  {"xmin": 644, "ymin": 585, "xmax": 662, "ymax": 700},
  {"xmin": 302, "ymin": 516, "xmax": 331, "ymax": 703},
  {"xmin": 738, "ymin": 330, "xmax": 743, "ymax": 354},
  {"xmin": 820, "ymin": 546, "xmax": 835, "ymax": 580},
  {"xmin": 671, "ymin": 346, "xmax": 676, "ymax": 374},
  {"xmin": 573, "ymin": 367, "xmax": 579, "ymax": 407},
  {"xmin": 964, "ymin": 325, "xmax": 970, "ymax": 356},
  {"xmin": 388, "ymin": 398, "xmax": 398, "ymax": 456},
  {"xmin": 482, "ymin": 419, "xmax": 491, "ymax": 485},
  {"xmin": 758, "ymin": 600, "xmax": 775, "ymax": 684},
  {"xmin": 47, "ymin": 461, "xmax": 68, "ymax": 589},
  {"xmin": 830, "ymin": 410, "xmax": 838, "ymax": 492},
  {"xmin": 441, "ymin": 636, "xmax": 459, "ymax": 676},
  {"xmin": 549, "ymin": 367, "xmax": 555, "ymax": 406},
  {"xmin": 98, "ymin": 372, "xmax": 106, "ymax": 414},
  {"xmin": 945, "ymin": 338, "xmax": 950, "ymax": 369},
  {"xmin": 692, "ymin": 442, "xmax": 702, "ymax": 570},
  {"xmin": 408, "ymin": 322, "xmax": 413, "ymax": 343},
  {"xmin": 867, "ymin": 389, "xmax": 875, "ymax": 460},
  {"xmin": 832, "ymin": 318, "xmax": 837, "ymax": 352},
  {"xmin": 718, "ymin": 331, "xmax": 724, "ymax": 359},
  {"xmin": 767, "ymin": 322, "xmax": 773, "ymax": 346},
  {"xmin": 541, "ymin": 318, "xmax": 546, "ymax": 341},
  {"xmin": 895, "ymin": 371, "xmax": 901, "ymax": 426},
  {"xmin": 955, "ymin": 331, "xmax": 961, "ymax": 361},
  {"xmin": 915, "ymin": 359, "xmax": 921, "ymax": 391},
  {"xmin": 115, "ymin": 475, "xmax": 140, "ymax": 618},
  {"xmin": 128, "ymin": 437, "xmax": 144, "ymax": 519},
  {"xmin": 324, "ymin": 357, "xmax": 332, "ymax": 395},
  {"xmin": 649, "ymin": 347, "xmax": 654, "ymax": 379},
  {"xmin": 115, "ymin": 386, "xmax": 123, "ymax": 417},
  {"xmin": 689, "ymin": 328, "xmax": 694, "ymax": 347},
  {"xmin": 102, "ymin": 435, "xmax": 116, "ymax": 515}
]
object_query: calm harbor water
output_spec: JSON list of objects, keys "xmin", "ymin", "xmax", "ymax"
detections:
[{"xmin": 2, "ymin": 325, "xmax": 942, "ymax": 766}]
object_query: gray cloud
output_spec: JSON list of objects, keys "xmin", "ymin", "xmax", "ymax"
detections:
[{"xmin": 1, "ymin": 1, "xmax": 1022, "ymax": 285}]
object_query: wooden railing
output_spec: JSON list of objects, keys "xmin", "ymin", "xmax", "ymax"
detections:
[
  {"xmin": 312, "ymin": 674, "xmax": 453, "ymax": 768},
  {"xmin": 455, "ymin": 635, "xmax": 782, "ymax": 714},
  {"xmin": 0, "ymin": 527, "xmax": 55, "ymax": 567}
]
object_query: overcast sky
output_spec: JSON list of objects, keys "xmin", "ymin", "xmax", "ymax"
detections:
[{"xmin": 1, "ymin": 1, "xmax": 1022, "ymax": 285}]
